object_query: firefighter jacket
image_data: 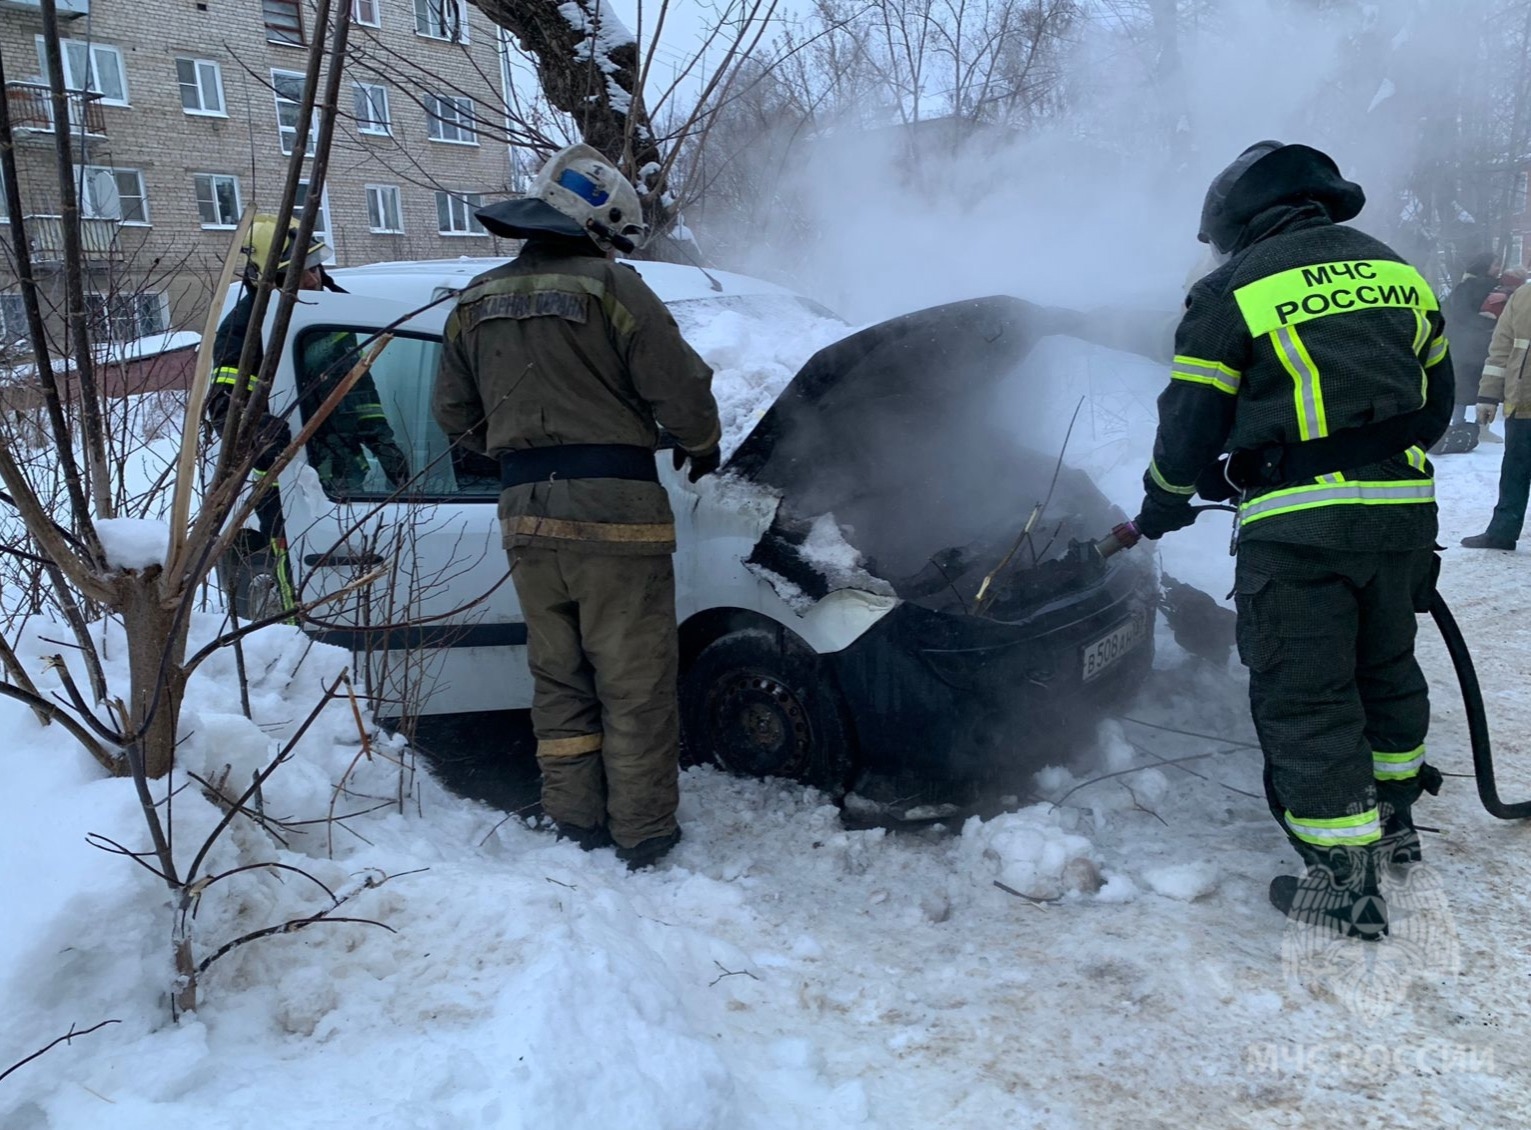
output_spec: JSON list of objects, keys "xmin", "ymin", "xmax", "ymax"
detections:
[
  {"xmin": 209, "ymin": 288, "xmax": 409, "ymax": 488},
  {"xmin": 1142, "ymin": 205, "xmax": 1454, "ymax": 552},
  {"xmin": 1477, "ymin": 283, "xmax": 1531, "ymax": 417},
  {"xmin": 431, "ymin": 238, "xmax": 721, "ymax": 556}
]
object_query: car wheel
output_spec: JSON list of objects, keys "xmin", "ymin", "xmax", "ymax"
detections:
[
  {"xmin": 681, "ymin": 627, "xmax": 854, "ymax": 795},
  {"xmin": 217, "ymin": 530, "xmax": 284, "ymax": 623}
]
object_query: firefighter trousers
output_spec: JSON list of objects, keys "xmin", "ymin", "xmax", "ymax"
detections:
[
  {"xmin": 510, "ymin": 546, "xmax": 680, "ymax": 849},
  {"xmin": 1233, "ymin": 542, "xmax": 1437, "ymax": 863}
]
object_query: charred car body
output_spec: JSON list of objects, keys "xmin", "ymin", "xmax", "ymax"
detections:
[{"xmin": 217, "ymin": 260, "xmax": 1157, "ymax": 813}]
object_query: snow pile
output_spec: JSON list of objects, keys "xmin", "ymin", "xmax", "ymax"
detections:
[
  {"xmin": 678, "ymin": 304, "xmax": 851, "ymax": 456},
  {"xmin": 96, "ymin": 517, "xmax": 171, "ymax": 571},
  {"xmin": 957, "ymin": 805, "xmax": 1103, "ymax": 900},
  {"xmin": 1141, "ymin": 862, "xmax": 1220, "ymax": 902}
]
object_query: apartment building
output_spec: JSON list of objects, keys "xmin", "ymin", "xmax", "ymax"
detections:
[{"xmin": 0, "ymin": 0, "xmax": 517, "ymax": 345}]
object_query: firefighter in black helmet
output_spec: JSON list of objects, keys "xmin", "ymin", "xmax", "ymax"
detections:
[
  {"xmin": 1132, "ymin": 143, "xmax": 1455, "ymax": 938},
  {"xmin": 208, "ymin": 215, "xmax": 409, "ymax": 610}
]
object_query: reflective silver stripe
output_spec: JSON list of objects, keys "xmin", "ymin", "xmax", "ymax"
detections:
[
  {"xmin": 1405, "ymin": 446, "xmax": 1427, "ymax": 472},
  {"xmin": 1411, "ymin": 310, "xmax": 1430, "ymax": 357},
  {"xmin": 1273, "ymin": 325, "xmax": 1325, "ymax": 440},
  {"xmin": 1374, "ymin": 746, "xmax": 1425, "ymax": 779},
  {"xmin": 1285, "ymin": 810, "xmax": 1382, "ymax": 846},
  {"xmin": 1239, "ymin": 479, "xmax": 1435, "ymax": 525},
  {"xmin": 1425, "ymin": 335, "xmax": 1448, "ymax": 367},
  {"xmin": 1483, "ymin": 364, "xmax": 1506, "ymax": 378},
  {"xmin": 1516, "ymin": 338, "xmax": 1531, "ymax": 349},
  {"xmin": 1171, "ymin": 356, "xmax": 1241, "ymax": 395}
]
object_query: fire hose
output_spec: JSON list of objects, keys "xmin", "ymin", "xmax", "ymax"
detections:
[{"xmin": 1090, "ymin": 517, "xmax": 1531, "ymax": 821}]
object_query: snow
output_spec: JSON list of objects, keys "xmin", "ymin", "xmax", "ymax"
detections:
[
  {"xmin": 96, "ymin": 517, "xmax": 171, "ymax": 571},
  {"xmin": 4, "ymin": 325, "xmax": 1531, "ymax": 1126},
  {"xmin": 1367, "ymin": 77, "xmax": 1397, "ymax": 113}
]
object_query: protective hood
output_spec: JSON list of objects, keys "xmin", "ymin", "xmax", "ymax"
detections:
[
  {"xmin": 475, "ymin": 197, "xmax": 592, "ymax": 242},
  {"xmin": 1199, "ymin": 142, "xmax": 1365, "ymax": 255}
]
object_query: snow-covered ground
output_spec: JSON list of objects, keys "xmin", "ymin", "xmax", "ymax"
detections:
[{"xmin": 4, "ymin": 352, "xmax": 1530, "ymax": 1126}]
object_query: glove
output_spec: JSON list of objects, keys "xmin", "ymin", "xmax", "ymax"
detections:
[
  {"xmin": 1194, "ymin": 456, "xmax": 1239, "ymax": 503},
  {"xmin": 1133, "ymin": 494, "xmax": 1199, "ymax": 541},
  {"xmin": 1477, "ymin": 401, "xmax": 1498, "ymax": 427},
  {"xmin": 672, "ymin": 445, "xmax": 721, "ymax": 483}
]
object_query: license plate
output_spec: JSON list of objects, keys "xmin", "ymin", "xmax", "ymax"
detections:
[{"xmin": 1082, "ymin": 614, "xmax": 1146, "ymax": 682}]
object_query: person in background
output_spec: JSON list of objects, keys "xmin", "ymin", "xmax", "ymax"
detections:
[
  {"xmin": 1462, "ymin": 280, "xmax": 1531, "ymax": 549},
  {"xmin": 1431, "ymin": 253, "xmax": 1500, "ymax": 453}
]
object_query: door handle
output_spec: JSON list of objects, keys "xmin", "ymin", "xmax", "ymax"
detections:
[{"xmin": 303, "ymin": 552, "xmax": 387, "ymax": 568}]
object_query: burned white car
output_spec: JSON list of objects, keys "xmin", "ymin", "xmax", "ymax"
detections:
[{"xmin": 218, "ymin": 260, "xmax": 1157, "ymax": 814}]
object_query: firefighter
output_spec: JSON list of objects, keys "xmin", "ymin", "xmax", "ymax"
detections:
[
  {"xmin": 431, "ymin": 145, "xmax": 721, "ymax": 869},
  {"xmin": 1133, "ymin": 142, "xmax": 1454, "ymax": 938},
  {"xmin": 208, "ymin": 215, "xmax": 410, "ymax": 609},
  {"xmin": 1461, "ymin": 280, "xmax": 1531, "ymax": 549}
]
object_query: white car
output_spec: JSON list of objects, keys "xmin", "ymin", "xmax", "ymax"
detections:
[{"xmin": 217, "ymin": 258, "xmax": 1157, "ymax": 810}]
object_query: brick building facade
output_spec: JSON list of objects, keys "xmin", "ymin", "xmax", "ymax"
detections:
[{"xmin": 0, "ymin": 0, "xmax": 517, "ymax": 346}]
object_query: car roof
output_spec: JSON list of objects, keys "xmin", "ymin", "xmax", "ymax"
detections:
[{"xmin": 329, "ymin": 256, "xmax": 801, "ymax": 306}]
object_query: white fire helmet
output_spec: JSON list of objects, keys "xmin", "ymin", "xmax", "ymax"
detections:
[{"xmin": 535, "ymin": 143, "xmax": 649, "ymax": 253}]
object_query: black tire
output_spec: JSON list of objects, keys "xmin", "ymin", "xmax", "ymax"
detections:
[
  {"xmin": 216, "ymin": 529, "xmax": 284, "ymax": 623},
  {"xmin": 680, "ymin": 626, "xmax": 855, "ymax": 794}
]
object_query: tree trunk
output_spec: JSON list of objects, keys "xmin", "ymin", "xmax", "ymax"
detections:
[
  {"xmin": 473, "ymin": 0, "xmax": 670, "ymax": 234},
  {"xmin": 121, "ymin": 572, "xmax": 189, "ymax": 780}
]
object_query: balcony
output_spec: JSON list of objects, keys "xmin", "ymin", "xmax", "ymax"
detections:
[
  {"xmin": 5, "ymin": 83, "xmax": 106, "ymax": 146},
  {"xmin": 22, "ymin": 214, "xmax": 120, "ymax": 260},
  {"xmin": 0, "ymin": 0, "xmax": 88, "ymax": 17}
]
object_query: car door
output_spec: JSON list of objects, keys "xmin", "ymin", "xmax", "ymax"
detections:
[{"xmin": 273, "ymin": 293, "xmax": 530, "ymax": 717}]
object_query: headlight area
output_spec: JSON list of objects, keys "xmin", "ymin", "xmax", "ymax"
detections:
[{"xmin": 828, "ymin": 565, "xmax": 1156, "ymax": 783}]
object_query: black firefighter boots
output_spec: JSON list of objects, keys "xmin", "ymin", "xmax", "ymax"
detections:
[
  {"xmin": 1269, "ymin": 845, "xmax": 1389, "ymax": 942},
  {"xmin": 555, "ymin": 822, "xmax": 614, "ymax": 852},
  {"xmin": 616, "ymin": 826, "xmax": 682, "ymax": 871},
  {"xmin": 1461, "ymin": 532, "xmax": 1517, "ymax": 551}
]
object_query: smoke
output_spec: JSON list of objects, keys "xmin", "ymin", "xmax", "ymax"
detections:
[{"xmin": 716, "ymin": 1, "xmax": 1493, "ymax": 325}]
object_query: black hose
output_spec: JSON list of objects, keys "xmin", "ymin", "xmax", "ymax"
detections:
[{"xmin": 1430, "ymin": 592, "xmax": 1531, "ymax": 820}]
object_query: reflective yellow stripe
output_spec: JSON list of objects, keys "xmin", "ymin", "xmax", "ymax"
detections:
[
  {"xmin": 1239, "ymin": 479, "xmax": 1435, "ymax": 526},
  {"xmin": 1271, "ymin": 324, "xmax": 1327, "ymax": 440},
  {"xmin": 538, "ymin": 733, "xmax": 603, "ymax": 758},
  {"xmin": 1317, "ymin": 472, "xmax": 1345, "ymax": 485},
  {"xmin": 1425, "ymin": 334, "xmax": 1449, "ymax": 368},
  {"xmin": 1405, "ymin": 445, "xmax": 1427, "ymax": 473},
  {"xmin": 1149, "ymin": 459, "xmax": 1196, "ymax": 495},
  {"xmin": 1170, "ymin": 354, "xmax": 1241, "ymax": 395},
  {"xmin": 1286, "ymin": 807, "xmax": 1382, "ymax": 847},
  {"xmin": 1374, "ymin": 744, "xmax": 1425, "ymax": 781},
  {"xmin": 272, "ymin": 543, "xmax": 297, "ymax": 623},
  {"xmin": 1234, "ymin": 259, "xmax": 1438, "ymax": 337}
]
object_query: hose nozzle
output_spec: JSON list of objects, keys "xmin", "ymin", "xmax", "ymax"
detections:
[{"xmin": 1094, "ymin": 521, "xmax": 1142, "ymax": 559}]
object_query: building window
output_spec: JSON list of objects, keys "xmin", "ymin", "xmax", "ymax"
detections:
[
  {"xmin": 1518, "ymin": 172, "xmax": 1530, "ymax": 214},
  {"xmin": 353, "ymin": 0, "xmax": 381, "ymax": 25},
  {"xmin": 355, "ymin": 82, "xmax": 391, "ymax": 136},
  {"xmin": 295, "ymin": 180, "xmax": 336, "ymax": 263},
  {"xmin": 194, "ymin": 173, "xmax": 241, "ymax": 228},
  {"xmin": 1511, "ymin": 234, "xmax": 1526, "ymax": 271},
  {"xmin": 87, "ymin": 292, "xmax": 169, "ymax": 343},
  {"xmin": 425, "ymin": 94, "xmax": 477, "ymax": 144},
  {"xmin": 367, "ymin": 184, "xmax": 403, "ymax": 233},
  {"xmin": 263, "ymin": 0, "xmax": 305, "ymax": 45},
  {"xmin": 415, "ymin": 0, "xmax": 468, "ymax": 42},
  {"xmin": 36, "ymin": 38, "xmax": 128, "ymax": 105},
  {"xmin": 0, "ymin": 294, "xmax": 26, "ymax": 343},
  {"xmin": 176, "ymin": 58, "xmax": 226, "ymax": 116},
  {"xmin": 436, "ymin": 191, "xmax": 484, "ymax": 235},
  {"xmin": 77, "ymin": 165, "xmax": 148, "ymax": 225},
  {"xmin": 272, "ymin": 70, "xmax": 317, "ymax": 156}
]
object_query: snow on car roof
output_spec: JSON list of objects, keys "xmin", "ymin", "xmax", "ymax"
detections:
[{"xmin": 330, "ymin": 256, "xmax": 799, "ymax": 306}]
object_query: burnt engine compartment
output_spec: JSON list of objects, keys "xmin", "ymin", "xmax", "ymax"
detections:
[{"xmin": 730, "ymin": 295, "xmax": 1127, "ymax": 622}]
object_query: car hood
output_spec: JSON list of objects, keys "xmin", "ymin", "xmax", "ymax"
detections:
[{"xmin": 724, "ymin": 296, "xmax": 1145, "ymax": 621}]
